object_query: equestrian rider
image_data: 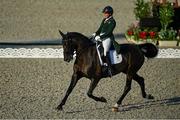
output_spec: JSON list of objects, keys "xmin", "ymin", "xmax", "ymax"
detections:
[{"xmin": 93, "ymin": 6, "xmax": 116, "ymax": 67}]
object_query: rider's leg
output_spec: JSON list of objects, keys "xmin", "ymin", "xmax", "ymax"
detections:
[
  {"xmin": 102, "ymin": 38, "xmax": 111, "ymax": 66},
  {"xmin": 102, "ymin": 38, "xmax": 112, "ymax": 76},
  {"xmin": 102, "ymin": 38, "xmax": 111, "ymax": 57}
]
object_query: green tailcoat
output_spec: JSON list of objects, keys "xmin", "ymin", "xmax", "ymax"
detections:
[{"xmin": 96, "ymin": 17, "xmax": 120, "ymax": 53}]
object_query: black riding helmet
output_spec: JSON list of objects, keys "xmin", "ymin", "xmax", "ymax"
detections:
[{"xmin": 102, "ymin": 6, "xmax": 113, "ymax": 15}]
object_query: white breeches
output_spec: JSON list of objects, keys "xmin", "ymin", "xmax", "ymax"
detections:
[{"xmin": 102, "ymin": 38, "xmax": 111, "ymax": 56}]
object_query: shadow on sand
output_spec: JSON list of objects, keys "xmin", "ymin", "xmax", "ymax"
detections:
[
  {"xmin": 64, "ymin": 96, "xmax": 180, "ymax": 113},
  {"xmin": 0, "ymin": 33, "xmax": 126, "ymax": 48},
  {"xmin": 0, "ymin": 39, "xmax": 62, "ymax": 48},
  {"xmin": 119, "ymin": 96, "xmax": 180, "ymax": 112}
]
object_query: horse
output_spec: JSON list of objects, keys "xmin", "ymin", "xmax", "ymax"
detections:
[{"xmin": 57, "ymin": 30, "xmax": 158, "ymax": 111}]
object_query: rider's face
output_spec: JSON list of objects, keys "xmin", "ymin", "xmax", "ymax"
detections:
[{"xmin": 104, "ymin": 13, "xmax": 110, "ymax": 18}]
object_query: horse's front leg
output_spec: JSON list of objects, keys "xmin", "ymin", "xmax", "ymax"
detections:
[
  {"xmin": 56, "ymin": 73, "xmax": 80, "ymax": 111},
  {"xmin": 87, "ymin": 78, "xmax": 107, "ymax": 103}
]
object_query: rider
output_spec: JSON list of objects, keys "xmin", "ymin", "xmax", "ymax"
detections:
[{"xmin": 93, "ymin": 6, "xmax": 116, "ymax": 68}]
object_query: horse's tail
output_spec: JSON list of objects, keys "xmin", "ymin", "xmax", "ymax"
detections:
[{"xmin": 138, "ymin": 43, "xmax": 158, "ymax": 58}]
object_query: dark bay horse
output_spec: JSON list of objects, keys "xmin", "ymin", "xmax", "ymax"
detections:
[{"xmin": 57, "ymin": 31, "xmax": 158, "ymax": 111}]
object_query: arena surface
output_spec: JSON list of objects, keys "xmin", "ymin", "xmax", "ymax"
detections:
[{"xmin": 0, "ymin": 58, "xmax": 179, "ymax": 119}]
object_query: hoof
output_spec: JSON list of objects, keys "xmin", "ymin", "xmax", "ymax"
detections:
[
  {"xmin": 56, "ymin": 105, "xmax": 63, "ymax": 111},
  {"xmin": 112, "ymin": 107, "xmax": 119, "ymax": 112},
  {"xmin": 99, "ymin": 97, "xmax": 107, "ymax": 103},
  {"xmin": 146, "ymin": 94, "xmax": 154, "ymax": 99}
]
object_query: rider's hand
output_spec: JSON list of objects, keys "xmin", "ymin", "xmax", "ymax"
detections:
[
  {"xmin": 95, "ymin": 36, "xmax": 101, "ymax": 41},
  {"xmin": 89, "ymin": 33, "xmax": 96, "ymax": 40},
  {"xmin": 92, "ymin": 33, "xmax": 96, "ymax": 37}
]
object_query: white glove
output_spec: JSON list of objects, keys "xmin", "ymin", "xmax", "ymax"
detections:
[
  {"xmin": 95, "ymin": 36, "xmax": 101, "ymax": 41},
  {"xmin": 92, "ymin": 33, "xmax": 96, "ymax": 37}
]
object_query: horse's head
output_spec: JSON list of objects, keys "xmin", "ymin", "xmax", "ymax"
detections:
[
  {"xmin": 59, "ymin": 30, "xmax": 93, "ymax": 62},
  {"xmin": 59, "ymin": 30, "xmax": 74, "ymax": 62}
]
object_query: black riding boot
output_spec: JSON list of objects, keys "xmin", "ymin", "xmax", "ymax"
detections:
[{"xmin": 102, "ymin": 56, "xmax": 112, "ymax": 77}]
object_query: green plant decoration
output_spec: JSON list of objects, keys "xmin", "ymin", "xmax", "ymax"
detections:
[
  {"xmin": 134, "ymin": 0, "xmax": 151, "ymax": 20},
  {"xmin": 158, "ymin": 28, "xmax": 177, "ymax": 41},
  {"xmin": 159, "ymin": 2, "xmax": 174, "ymax": 31}
]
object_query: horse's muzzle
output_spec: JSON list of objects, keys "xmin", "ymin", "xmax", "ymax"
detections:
[
  {"xmin": 64, "ymin": 57, "xmax": 71, "ymax": 62},
  {"xmin": 64, "ymin": 55, "xmax": 73, "ymax": 62}
]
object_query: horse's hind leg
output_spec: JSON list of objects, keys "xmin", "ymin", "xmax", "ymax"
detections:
[
  {"xmin": 87, "ymin": 78, "xmax": 107, "ymax": 103},
  {"xmin": 133, "ymin": 73, "xmax": 154, "ymax": 99}
]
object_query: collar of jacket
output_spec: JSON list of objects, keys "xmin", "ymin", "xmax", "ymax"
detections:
[{"xmin": 104, "ymin": 16, "xmax": 113, "ymax": 22}]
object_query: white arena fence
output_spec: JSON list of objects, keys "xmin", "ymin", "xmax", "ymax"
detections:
[{"xmin": 0, "ymin": 48, "xmax": 179, "ymax": 58}]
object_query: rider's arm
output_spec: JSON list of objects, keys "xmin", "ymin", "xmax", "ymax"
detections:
[
  {"xmin": 96, "ymin": 19, "xmax": 105, "ymax": 35},
  {"xmin": 100, "ymin": 19, "xmax": 116, "ymax": 39}
]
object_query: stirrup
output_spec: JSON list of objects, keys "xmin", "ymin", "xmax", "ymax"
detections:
[
  {"xmin": 102, "ymin": 64, "xmax": 112, "ymax": 77},
  {"xmin": 107, "ymin": 67, "xmax": 112, "ymax": 77}
]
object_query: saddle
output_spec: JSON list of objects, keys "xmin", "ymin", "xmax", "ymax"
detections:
[{"xmin": 96, "ymin": 42, "xmax": 122, "ymax": 66}]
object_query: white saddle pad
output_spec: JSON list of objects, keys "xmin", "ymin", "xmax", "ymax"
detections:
[
  {"xmin": 96, "ymin": 44, "xmax": 122, "ymax": 65},
  {"xmin": 109, "ymin": 50, "xmax": 122, "ymax": 64}
]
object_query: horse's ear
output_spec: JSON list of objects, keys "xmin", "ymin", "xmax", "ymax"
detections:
[{"xmin": 59, "ymin": 30, "xmax": 65, "ymax": 38}]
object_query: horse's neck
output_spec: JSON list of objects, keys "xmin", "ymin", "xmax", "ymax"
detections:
[
  {"xmin": 76, "ymin": 44, "xmax": 98, "ymax": 63},
  {"xmin": 76, "ymin": 44, "xmax": 97, "ymax": 59},
  {"xmin": 75, "ymin": 43, "xmax": 92, "ymax": 56},
  {"xmin": 74, "ymin": 39, "xmax": 93, "ymax": 52},
  {"xmin": 75, "ymin": 45, "xmax": 101, "ymax": 76}
]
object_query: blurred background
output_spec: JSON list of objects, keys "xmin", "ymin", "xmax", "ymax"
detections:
[
  {"xmin": 0, "ymin": 0, "xmax": 142, "ymax": 43},
  {"xmin": 0, "ymin": 0, "xmax": 179, "ymax": 43}
]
